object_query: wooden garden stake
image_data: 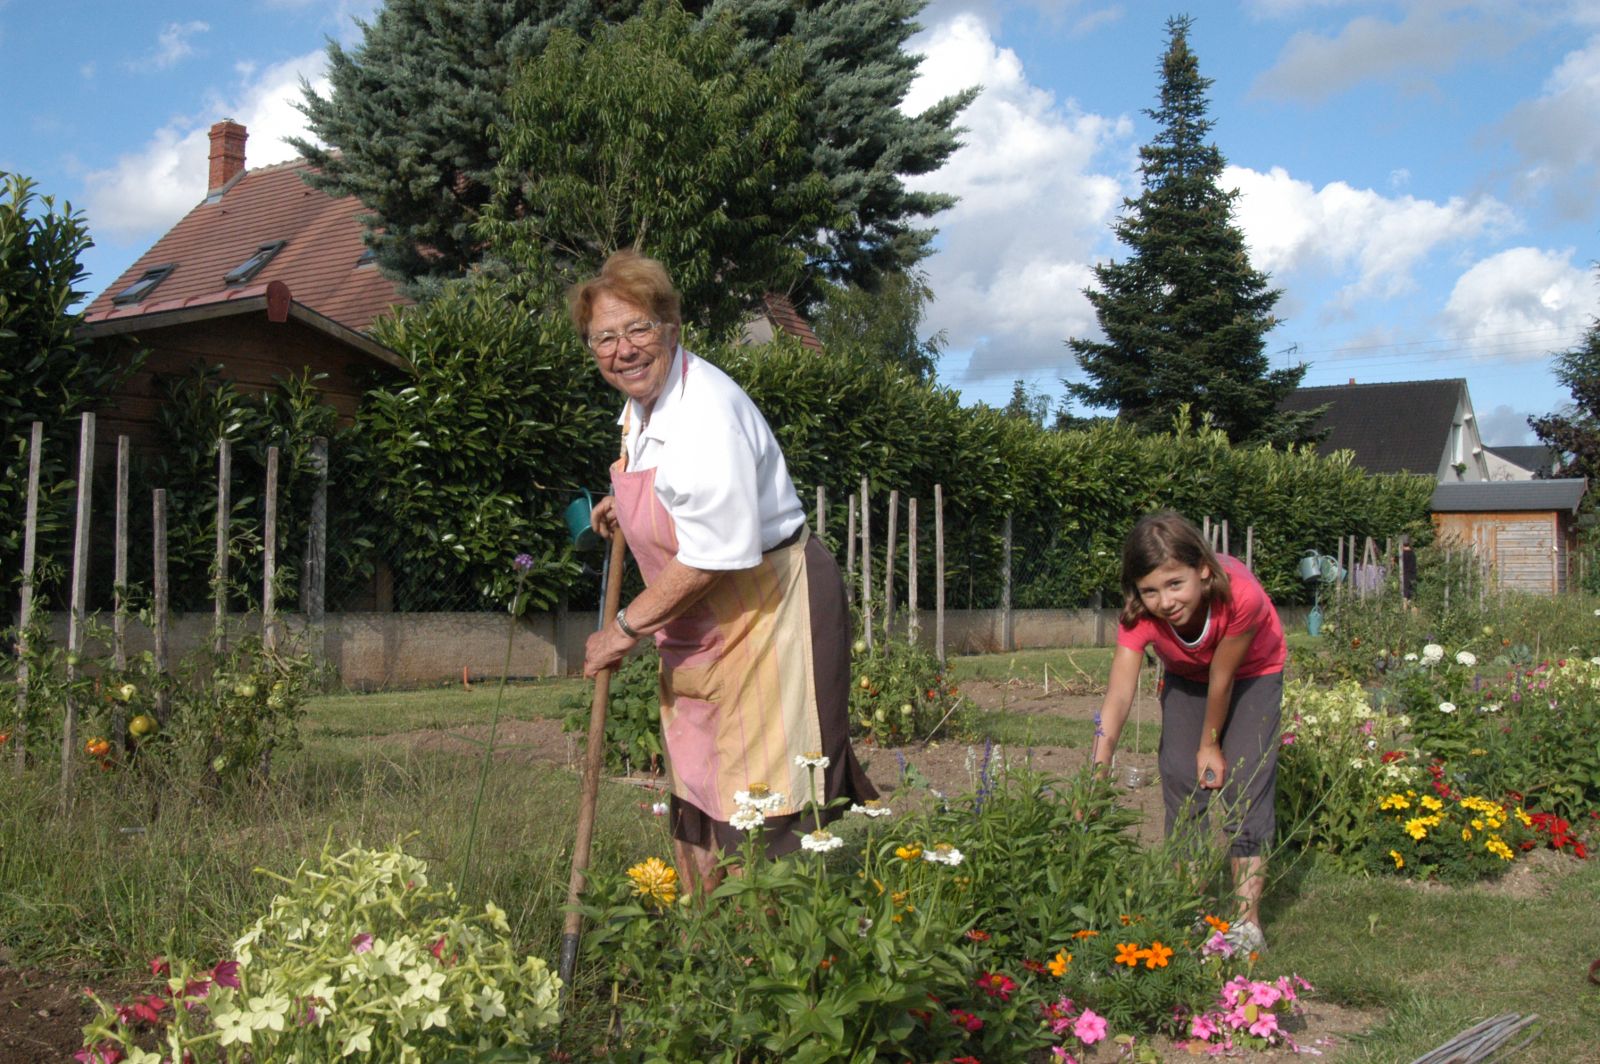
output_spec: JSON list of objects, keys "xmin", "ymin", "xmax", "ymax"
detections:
[
  {"xmin": 305, "ymin": 437, "xmax": 328, "ymax": 667},
  {"xmin": 14, "ymin": 421, "xmax": 42, "ymax": 776},
  {"xmin": 113, "ymin": 436, "xmax": 129, "ymax": 672},
  {"xmin": 816, "ymin": 485, "xmax": 826, "ymax": 542},
  {"xmin": 59, "ymin": 412, "xmax": 94, "ymax": 811},
  {"xmin": 860, "ymin": 475, "xmax": 874, "ymax": 651},
  {"xmin": 264, "ymin": 447, "xmax": 279, "ymax": 652},
  {"xmin": 884, "ymin": 489, "xmax": 898, "ymax": 639},
  {"xmin": 845, "ymin": 495, "xmax": 857, "ymax": 606},
  {"xmin": 153, "ymin": 491, "xmax": 170, "ymax": 724},
  {"xmin": 214, "ymin": 439, "xmax": 231, "ymax": 653},
  {"xmin": 908, "ymin": 497, "xmax": 919, "ymax": 646}
]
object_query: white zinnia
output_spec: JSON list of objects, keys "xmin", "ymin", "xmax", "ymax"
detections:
[
  {"xmin": 923, "ymin": 843, "xmax": 965, "ymax": 866},
  {"xmin": 729, "ymin": 806, "xmax": 766, "ymax": 831},
  {"xmin": 1455, "ymin": 651, "xmax": 1477, "ymax": 667},
  {"xmin": 734, "ymin": 787, "xmax": 785, "ymax": 812},
  {"xmin": 1422, "ymin": 644, "xmax": 1445, "ymax": 663},
  {"xmin": 850, "ymin": 801, "xmax": 892, "ymax": 818},
  {"xmin": 800, "ymin": 830, "xmax": 843, "ymax": 853},
  {"xmin": 794, "ymin": 752, "xmax": 832, "ymax": 769},
  {"xmin": 1438, "ymin": 701, "xmax": 1457, "ymax": 714},
  {"xmin": 1404, "ymin": 653, "xmax": 1418, "ymax": 662}
]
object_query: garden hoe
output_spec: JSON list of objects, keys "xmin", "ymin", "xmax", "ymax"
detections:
[{"xmin": 559, "ymin": 509, "xmax": 630, "ymax": 996}]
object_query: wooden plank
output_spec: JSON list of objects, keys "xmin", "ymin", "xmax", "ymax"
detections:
[
  {"xmin": 153, "ymin": 490, "xmax": 170, "ymax": 723},
  {"xmin": 305, "ymin": 437, "xmax": 328, "ymax": 666},
  {"xmin": 263, "ymin": 446, "xmax": 279, "ymax": 652},
  {"xmin": 884, "ymin": 489, "xmax": 898, "ymax": 640},
  {"xmin": 935, "ymin": 485, "xmax": 945, "ymax": 667},
  {"xmin": 1001, "ymin": 512, "xmax": 1013, "ymax": 652},
  {"xmin": 214, "ymin": 439, "xmax": 231, "ymax": 653},
  {"xmin": 860, "ymin": 476, "xmax": 873, "ymax": 651},
  {"xmin": 908, "ymin": 497, "xmax": 919, "ymax": 645}
]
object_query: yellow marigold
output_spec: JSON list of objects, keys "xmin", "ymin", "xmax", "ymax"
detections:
[
  {"xmin": 1404, "ymin": 818, "xmax": 1429, "ymax": 840},
  {"xmin": 1420, "ymin": 795, "xmax": 1444, "ymax": 812},
  {"xmin": 1470, "ymin": 819, "xmax": 1485, "ymax": 831},
  {"xmin": 1048, "ymin": 950, "xmax": 1071, "ymax": 977},
  {"xmin": 1422, "ymin": 813, "xmax": 1445, "ymax": 827},
  {"xmin": 1461, "ymin": 827, "xmax": 1473, "ymax": 841},
  {"xmin": 1514, "ymin": 807, "xmax": 1533, "ymax": 827},
  {"xmin": 626, "ymin": 857, "xmax": 679, "ymax": 906},
  {"xmin": 895, "ymin": 845, "xmax": 923, "ymax": 861},
  {"xmin": 1390, "ymin": 849, "xmax": 1405, "ymax": 869},
  {"xmin": 1485, "ymin": 837, "xmax": 1515, "ymax": 861},
  {"xmin": 1379, "ymin": 793, "xmax": 1411, "ymax": 811}
]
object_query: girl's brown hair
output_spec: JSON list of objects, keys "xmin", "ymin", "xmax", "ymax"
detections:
[
  {"xmin": 1118, "ymin": 510, "xmax": 1231, "ymax": 627},
  {"xmin": 567, "ymin": 248, "xmax": 683, "ymax": 342}
]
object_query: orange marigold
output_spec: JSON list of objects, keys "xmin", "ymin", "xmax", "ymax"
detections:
[
  {"xmin": 1114, "ymin": 941, "xmax": 1143, "ymax": 967},
  {"xmin": 1143, "ymin": 941, "xmax": 1174, "ymax": 969}
]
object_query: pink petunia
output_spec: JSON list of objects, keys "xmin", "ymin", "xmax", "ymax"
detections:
[
  {"xmin": 1190, "ymin": 1013, "xmax": 1220, "ymax": 1040},
  {"xmin": 1073, "ymin": 1009, "xmax": 1108, "ymax": 1045},
  {"xmin": 1202, "ymin": 931, "xmax": 1234, "ymax": 958},
  {"xmin": 1249, "ymin": 1008, "xmax": 1281, "ymax": 1040},
  {"xmin": 1280, "ymin": 733, "xmax": 1296, "ymax": 746},
  {"xmin": 1247, "ymin": 981, "xmax": 1282, "ymax": 1009},
  {"xmin": 350, "ymin": 933, "xmax": 374, "ymax": 955}
]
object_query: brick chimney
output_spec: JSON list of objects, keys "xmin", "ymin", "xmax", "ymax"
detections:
[{"xmin": 208, "ymin": 119, "xmax": 248, "ymax": 192}]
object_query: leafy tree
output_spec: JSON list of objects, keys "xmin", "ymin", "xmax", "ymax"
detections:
[
  {"xmin": 478, "ymin": 2, "xmax": 836, "ymax": 334},
  {"xmin": 293, "ymin": 0, "xmax": 972, "ymax": 303},
  {"xmin": 1529, "ymin": 294, "xmax": 1600, "ymax": 485},
  {"xmin": 1065, "ymin": 16, "xmax": 1314, "ymax": 446},
  {"xmin": 0, "ymin": 173, "xmax": 134, "ymax": 612},
  {"xmin": 810, "ymin": 270, "xmax": 944, "ymax": 379},
  {"xmin": 1002, "ymin": 378, "xmax": 1050, "ymax": 427}
]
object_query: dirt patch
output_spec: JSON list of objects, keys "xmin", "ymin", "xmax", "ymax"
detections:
[{"xmin": 0, "ymin": 964, "xmax": 100, "ymax": 1064}]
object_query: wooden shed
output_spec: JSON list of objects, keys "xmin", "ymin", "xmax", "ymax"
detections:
[{"xmin": 1430, "ymin": 479, "xmax": 1588, "ymax": 594}]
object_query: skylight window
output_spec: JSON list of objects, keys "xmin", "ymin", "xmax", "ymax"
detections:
[
  {"xmin": 224, "ymin": 240, "xmax": 286, "ymax": 285},
  {"xmin": 111, "ymin": 264, "xmax": 176, "ymax": 306},
  {"xmin": 355, "ymin": 247, "xmax": 376, "ymax": 267}
]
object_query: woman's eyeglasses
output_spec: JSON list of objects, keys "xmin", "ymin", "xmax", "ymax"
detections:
[{"xmin": 588, "ymin": 319, "xmax": 661, "ymax": 356}]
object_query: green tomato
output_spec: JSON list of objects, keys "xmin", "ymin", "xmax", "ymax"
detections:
[
  {"xmin": 233, "ymin": 682, "xmax": 257, "ymax": 699},
  {"xmin": 128, "ymin": 714, "xmax": 158, "ymax": 739}
]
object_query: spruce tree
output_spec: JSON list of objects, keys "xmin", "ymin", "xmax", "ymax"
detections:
[
  {"xmin": 293, "ymin": 0, "xmax": 973, "ymax": 308},
  {"xmin": 1066, "ymin": 16, "xmax": 1314, "ymax": 445}
]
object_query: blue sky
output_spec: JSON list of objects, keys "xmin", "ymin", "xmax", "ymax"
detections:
[{"xmin": 3, "ymin": 1, "xmax": 1597, "ymax": 445}]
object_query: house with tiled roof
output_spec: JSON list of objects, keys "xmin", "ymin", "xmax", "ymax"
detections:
[
  {"xmin": 1278, "ymin": 378, "xmax": 1489, "ymax": 482},
  {"xmin": 80, "ymin": 119, "xmax": 412, "ymax": 453}
]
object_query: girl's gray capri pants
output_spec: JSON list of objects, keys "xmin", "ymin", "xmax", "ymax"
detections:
[{"xmin": 1157, "ymin": 671, "xmax": 1282, "ymax": 858}]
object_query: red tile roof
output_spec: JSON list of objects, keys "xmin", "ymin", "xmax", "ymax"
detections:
[
  {"xmin": 761, "ymin": 293, "xmax": 824, "ymax": 352},
  {"xmin": 84, "ymin": 159, "xmax": 411, "ymax": 333}
]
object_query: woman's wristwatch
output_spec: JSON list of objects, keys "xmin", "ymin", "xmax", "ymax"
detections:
[{"xmin": 616, "ymin": 607, "xmax": 642, "ymax": 639}]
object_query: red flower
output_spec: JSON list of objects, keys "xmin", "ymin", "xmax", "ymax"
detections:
[
  {"xmin": 953, "ymin": 1057, "xmax": 983, "ymax": 1064},
  {"xmin": 130, "ymin": 994, "xmax": 166, "ymax": 1024},
  {"xmin": 149, "ymin": 956, "xmax": 170, "ymax": 978},
  {"xmin": 210, "ymin": 960, "xmax": 240, "ymax": 989},
  {"xmin": 965, "ymin": 929, "xmax": 991, "ymax": 942},
  {"xmin": 950, "ymin": 1008, "xmax": 984, "ymax": 1032},
  {"xmin": 976, "ymin": 971, "xmax": 1017, "ymax": 1001},
  {"xmin": 1380, "ymin": 750, "xmax": 1406, "ymax": 764},
  {"xmin": 1022, "ymin": 959, "xmax": 1048, "ymax": 974}
]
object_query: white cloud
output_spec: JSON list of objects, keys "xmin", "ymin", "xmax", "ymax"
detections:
[
  {"xmin": 1225, "ymin": 165, "xmax": 1513, "ymax": 308},
  {"xmin": 83, "ymin": 51, "xmax": 329, "ymax": 240},
  {"xmin": 129, "ymin": 20, "xmax": 210, "ymax": 72},
  {"xmin": 1441, "ymin": 247, "xmax": 1595, "ymax": 360},
  {"xmin": 1500, "ymin": 33, "xmax": 1600, "ymax": 218},
  {"xmin": 1477, "ymin": 403, "xmax": 1536, "ymax": 446},
  {"xmin": 1252, "ymin": 8, "xmax": 1509, "ymax": 102},
  {"xmin": 903, "ymin": 13, "xmax": 1132, "ymax": 383}
]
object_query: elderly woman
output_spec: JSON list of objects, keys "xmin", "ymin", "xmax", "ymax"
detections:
[{"xmin": 578, "ymin": 250, "xmax": 877, "ymax": 894}]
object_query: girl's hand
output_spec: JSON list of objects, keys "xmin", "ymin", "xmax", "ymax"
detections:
[{"xmin": 1196, "ymin": 744, "xmax": 1226, "ymax": 790}]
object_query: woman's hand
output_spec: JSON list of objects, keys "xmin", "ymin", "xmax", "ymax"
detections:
[
  {"xmin": 1196, "ymin": 743, "xmax": 1226, "ymax": 790},
  {"xmin": 584, "ymin": 619, "xmax": 637, "ymax": 678},
  {"xmin": 591, "ymin": 495, "xmax": 619, "ymax": 539}
]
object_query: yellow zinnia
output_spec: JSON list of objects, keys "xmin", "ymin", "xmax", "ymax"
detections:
[
  {"xmin": 895, "ymin": 844, "xmax": 923, "ymax": 861},
  {"xmin": 1389, "ymin": 849, "xmax": 1404, "ymax": 869},
  {"xmin": 1379, "ymin": 793, "xmax": 1411, "ymax": 811},
  {"xmin": 1404, "ymin": 817, "xmax": 1429, "ymax": 840},
  {"xmin": 1420, "ymin": 795, "xmax": 1444, "ymax": 812},
  {"xmin": 626, "ymin": 857, "xmax": 679, "ymax": 906}
]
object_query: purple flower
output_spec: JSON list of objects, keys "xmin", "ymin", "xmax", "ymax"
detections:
[
  {"xmin": 513, "ymin": 553, "xmax": 535, "ymax": 572},
  {"xmin": 351, "ymin": 933, "xmax": 374, "ymax": 954},
  {"xmin": 210, "ymin": 960, "xmax": 241, "ymax": 989}
]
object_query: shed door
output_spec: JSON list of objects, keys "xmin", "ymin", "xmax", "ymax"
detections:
[{"xmin": 1473, "ymin": 516, "xmax": 1556, "ymax": 594}]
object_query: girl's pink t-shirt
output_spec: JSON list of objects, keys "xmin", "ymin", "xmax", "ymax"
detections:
[{"xmin": 1115, "ymin": 555, "xmax": 1286, "ymax": 682}]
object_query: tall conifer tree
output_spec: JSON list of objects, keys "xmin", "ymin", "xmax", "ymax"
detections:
[
  {"xmin": 293, "ymin": 0, "xmax": 972, "ymax": 308},
  {"xmin": 1066, "ymin": 16, "xmax": 1315, "ymax": 445}
]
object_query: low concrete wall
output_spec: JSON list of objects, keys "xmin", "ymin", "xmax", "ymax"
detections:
[{"xmin": 37, "ymin": 603, "xmax": 1315, "ymax": 688}]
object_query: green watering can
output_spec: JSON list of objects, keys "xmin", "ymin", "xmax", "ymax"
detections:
[{"xmin": 564, "ymin": 490, "xmax": 603, "ymax": 552}]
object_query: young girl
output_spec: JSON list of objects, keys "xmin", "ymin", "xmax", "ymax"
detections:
[{"xmin": 1092, "ymin": 511, "xmax": 1286, "ymax": 953}]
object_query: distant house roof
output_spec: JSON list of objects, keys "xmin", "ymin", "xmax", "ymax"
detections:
[
  {"xmin": 84, "ymin": 158, "xmax": 411, "ymax": 335},
  {"xmin": 1279, "ymin": 379, "xmax": 1466, "ymax": 475},
  {"xmin": 1485, "ymin": 445, "xmax": 1561, "ymax": 477},
  {"xmin": 740, "ymin": 292, "xmax": 824, "ymax": 352},
  {"xmin": 1431, "ymin": 478, "xmax": 1587, "ymax": 514}
]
